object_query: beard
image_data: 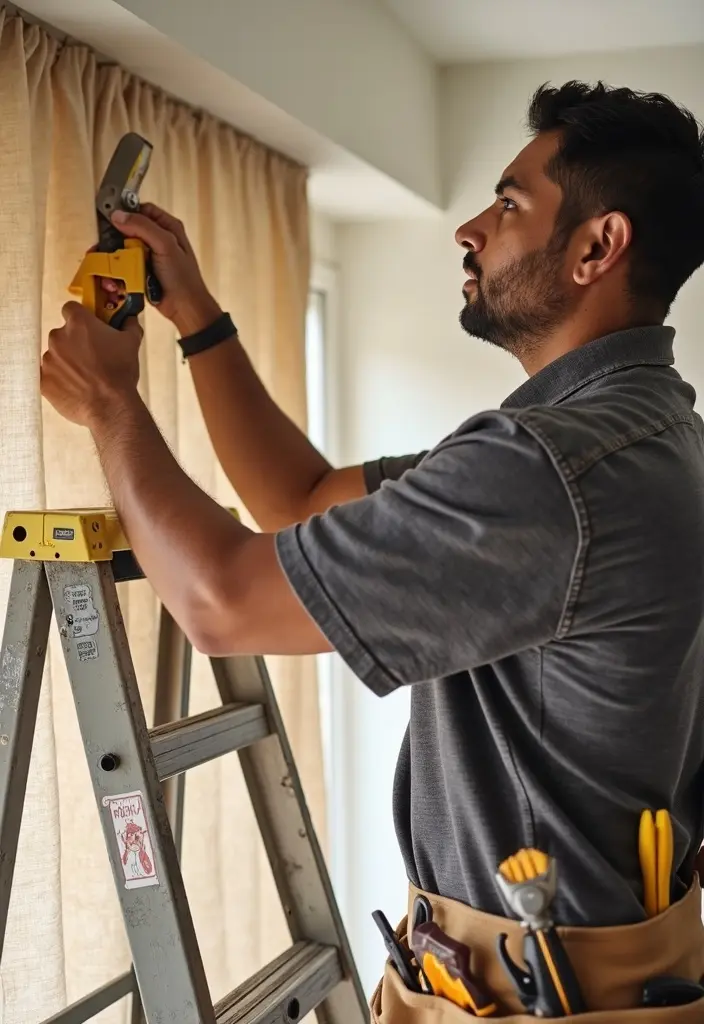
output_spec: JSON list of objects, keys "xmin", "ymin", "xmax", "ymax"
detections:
[{"xmin": 459, "ymin": 237, "xmax": 573, "ymax": 358}]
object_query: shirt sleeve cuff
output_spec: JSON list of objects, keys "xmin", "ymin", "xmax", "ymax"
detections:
[
  {"xmin": 275, "ymin": 524, "xmax": 400, "ymax": 697},
  {"xmin": 362, "ymin": 459, "xmax": 384, "ymax": 494}
]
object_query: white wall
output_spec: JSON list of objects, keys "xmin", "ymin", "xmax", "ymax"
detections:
[
  {"xmin": 310, "ymin": 211, "xmax": 338, "ymax": 268},
  {"xmin": 332, "ymin": 43, "xmax": 704, "ymax": 995},
  {"xmin": 110, "ymin": 0, "xmax": 441, "ymax": 209}
]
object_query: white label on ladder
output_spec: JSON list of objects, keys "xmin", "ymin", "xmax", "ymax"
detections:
[
  {"xmin": 102, "ymin": 790, "xmax": 160, "ymax": 889},
  {"xmin": 64, "ymin": 584, "xmax": 100, "ymax": 642},
  {"xmin": 75, "ymin": 639, "xmax": 98, "ymax": 662}
]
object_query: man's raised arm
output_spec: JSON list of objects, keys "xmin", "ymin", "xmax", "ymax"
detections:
[{"xmin": 110, "ymin": 203, "xmax": 365, "ymax": 530}]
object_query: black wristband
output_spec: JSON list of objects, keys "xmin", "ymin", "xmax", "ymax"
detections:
[{"xmin": 177, "ymin": 311, "xmax": 236, "ymax": 359}]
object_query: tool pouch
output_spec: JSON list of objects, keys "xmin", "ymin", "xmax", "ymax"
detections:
[
  {"xmin": 371, "ymin": 959, "xmax": 704, "ymax": 1021},
  {"xmin": 370, "ymin": 878, "xmax": 704, "ymax": 1022}
]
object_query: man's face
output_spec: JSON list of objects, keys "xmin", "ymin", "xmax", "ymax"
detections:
[{"xmin": 456, "ymin": 131, "xmax": 576, "ymax": 357}]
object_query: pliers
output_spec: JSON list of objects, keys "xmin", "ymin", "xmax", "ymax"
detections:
[
  {"xmin": 495, "ymin": 848, "xmax": 587, "ymax": 1017},
  {"xmin": 69, "ymin": 132, "xmax": 162, "ymax": 329}
]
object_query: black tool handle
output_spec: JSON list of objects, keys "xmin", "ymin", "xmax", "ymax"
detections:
[
  {"xmin": 643, "ymin": 976, "xmax": 704, "ymax": 1007},
  {"xmin": 525, "ymin": 928, "xmax": 586, "ymax": 1017},
  {"xmin": 497, "ymin": 932, "xmax": 535, "ymax": 1011},
  {"xmin": 145, "ymin": 256, "xmax": 163, "ymax": 305},
  {"xmin": 372, "ymin": 909, "xmax": 423, "ymax": 993},
  {"xmin": 110, "ymin": 293, "xmax": 145, "ymax": 331}
]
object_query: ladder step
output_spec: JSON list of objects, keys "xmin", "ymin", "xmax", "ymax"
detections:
[
  {"xmin": 150, "ymin": 703, "xmax": 270, "ymax": 780},
  {"xmin": 214, "ymin": 941, "xmax": 343, "ymax": 1024}
]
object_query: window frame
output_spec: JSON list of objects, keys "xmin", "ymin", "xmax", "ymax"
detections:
[{"xmin": 304, "ymin": 260, "xmax": 351, "ymax": 921}]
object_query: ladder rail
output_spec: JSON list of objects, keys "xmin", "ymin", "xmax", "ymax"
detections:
[
  {"xmin": 0, "ymin": 560, "xmax": 52, "ymax": 959},
  {"xmin": 154, "ymin": 605, "xmax": 192, "ymax": 850},
  {"xmin": 45, "ymin": 560, "xmax": 216, "ymax": 1023},
  {"xmin": 212, "ymin": 655, "xmax": 368, "ymax": 1023}
]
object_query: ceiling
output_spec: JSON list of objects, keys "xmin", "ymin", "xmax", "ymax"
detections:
[{"xmin": 380, "ymin": 0, "xmax": 704, "ymax": 63}]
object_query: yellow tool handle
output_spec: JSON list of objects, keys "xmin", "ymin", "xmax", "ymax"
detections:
[
  {"xmin": 655, "ymin": 808, "xmax": 673, "ymax": 914},
  {"xmin": 639, "ymin": 808, "xmax": 674, "ymax": 917},
  {"xmin": 499, "ymin": 847, "xmax": 550, "ymax": 884},
  {"xmin": 639, "ymin": 809, "xmax": 658, "ymax": 918},
  {"xmin": 421, "ymin": 953, "xmax": 498, "ymax": 1016},
  {"xmin": 68, "ymin": 240, "xmax": 147, "ymax": 324}
]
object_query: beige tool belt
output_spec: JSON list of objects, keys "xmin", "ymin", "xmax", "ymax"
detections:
[{"xmin": 370, "ymin": 877, "xmax": 704, "ymax": 1022}]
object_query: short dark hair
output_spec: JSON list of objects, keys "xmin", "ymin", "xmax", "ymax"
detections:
[{"xmin": 527, "ymin": 81, "xmax": 704, "ymax": 316}]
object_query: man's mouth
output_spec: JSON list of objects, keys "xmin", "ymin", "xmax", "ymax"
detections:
[{"xmin": 463, "ymin": 260, "xmax": 480, "ymax": 282}]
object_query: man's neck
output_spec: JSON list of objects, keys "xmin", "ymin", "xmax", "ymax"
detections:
[{"xmin": 519, "ymin": 313, "xmax": 664, "ymax": 377}]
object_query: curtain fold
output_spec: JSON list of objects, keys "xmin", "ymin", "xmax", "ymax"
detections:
[
  {"xmin": 0, "ymin": 11, "xmax": 321, "ymax": 1022},
  {"xmin": 0, "ymin": 12, "xmax": 66, "ymax": 1022}
]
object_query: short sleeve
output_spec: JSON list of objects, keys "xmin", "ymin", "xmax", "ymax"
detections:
[
  {"xmin": 276, "ymin": 412, "xmax": 579, "ymax": 696},
  {"xmin": 363, "ymin": 452, "xmax": 429, "ymax": 493}
]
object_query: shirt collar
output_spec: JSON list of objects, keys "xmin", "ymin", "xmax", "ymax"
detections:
[{"xmin": 501, "ymin": 325, "xmax": 676, "ymax": 410}]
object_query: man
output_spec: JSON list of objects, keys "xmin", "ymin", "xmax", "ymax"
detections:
[{"xmin": 42, "ymin": 81, "xmax": 704, "ymax": 1014}]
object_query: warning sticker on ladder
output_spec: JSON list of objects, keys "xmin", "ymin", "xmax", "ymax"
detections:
[{"xmin": 102, "ymin": 790, "xmax": 160, "ymax": 889}]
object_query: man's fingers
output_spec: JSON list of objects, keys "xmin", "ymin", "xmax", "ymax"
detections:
[
  {"xmin": 139, "ymin": 203, "xmax": 192, "ymax": 252},
  {"xmin": 111, "ymin": 210, "xmax": 180, "ymax": 256},
  {"xmin": 119, "ymin": 316, "xmax": 144, "ymax": 345},
  {"xmin": 61, "ymin": 300, "xmax": 89, "ymax": 322},
  {"xmin": 124, "ymin": 315, "xmax": 143, "ymax": 336}
]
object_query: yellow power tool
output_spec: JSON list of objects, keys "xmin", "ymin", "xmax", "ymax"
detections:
[{"xmin": 69, "ymin": 132, "xmax": 162, "ymax": 329}]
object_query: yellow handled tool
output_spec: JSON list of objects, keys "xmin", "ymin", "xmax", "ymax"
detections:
[
  {"xmin": 69, "ymin": 132, "xmax": 162, "ymax": 329},
  {"xmin": 639, "ymin": 808, "xmax": 674, "ymax": 917},
  {"xmin": 410, "ymin": 922, "xmax": 499, "ymax": 1016},
  {"xmin": 495, "ymin": 848, "xmax": 587, "ymax": 1017}
]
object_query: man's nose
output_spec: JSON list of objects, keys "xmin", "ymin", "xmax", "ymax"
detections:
[{"xmin": 455, "ymin": 218, "xmax": 486, "ymax": 252}]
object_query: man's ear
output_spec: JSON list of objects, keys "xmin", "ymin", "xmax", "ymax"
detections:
[{"xmin": 572, "ymin": 212, "xmax": 632, "ymax": 286}]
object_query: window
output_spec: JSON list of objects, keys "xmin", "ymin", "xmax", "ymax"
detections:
[
  {"xmin": 305, "ymin": 288, "xmax": 327, "ymax": 455},
  {"xmin": 303, "ymin": 265, "xmax": 349, "ymax": 915}
]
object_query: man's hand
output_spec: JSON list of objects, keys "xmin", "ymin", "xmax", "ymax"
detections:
[
  {"xmin": 41, "ymin": 302, "xmax": 141, "ymax": 428},
  {"xmin": 106, "ymin": 204, "xmax": 222, "ymax": 336}
]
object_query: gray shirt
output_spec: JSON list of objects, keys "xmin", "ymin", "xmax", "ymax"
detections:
[{"xmin": 275, "ymin": 325, "xmax": 704, "ymax": 926}]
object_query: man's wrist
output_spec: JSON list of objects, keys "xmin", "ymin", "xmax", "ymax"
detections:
[
  {"xmin": 87, "ymin": 388, "xmax": 144, "ymax": 438},
  {"xmin": 173, "ymin": 295, "xmax": 223, "ymax": 338}
]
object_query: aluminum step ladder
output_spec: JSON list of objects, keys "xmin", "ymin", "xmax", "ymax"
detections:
[{"xmin": 0, "ymin": 507, "xmax": 368, "ymax": 1024}]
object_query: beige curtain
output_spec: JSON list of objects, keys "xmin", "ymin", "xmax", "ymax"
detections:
[{"xmin": 0, "ymin": 10, "xmax": 325, "ymax": 1023}]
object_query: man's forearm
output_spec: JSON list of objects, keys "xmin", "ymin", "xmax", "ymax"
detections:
[
  {"xmin": 90, "ymin": 392, "xmax": 253, "ymax": 646},
  {"xmin": 184, "ymin": 327, "xmax": 332, "ymax": 532}
]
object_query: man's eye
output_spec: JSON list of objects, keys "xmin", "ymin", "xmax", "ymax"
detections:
[{"xmin": 499, "ymin": 196, "xmax": 517, "ymax": 212}]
